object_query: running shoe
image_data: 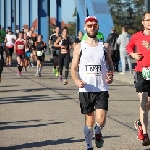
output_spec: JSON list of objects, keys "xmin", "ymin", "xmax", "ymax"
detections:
[
  {"xmin": 53, "ymin": 68, "xmax": 57, "ymax": 74},
  {"xmin": 35, "ymin": 73, "xmax": 39, "ymax": 77},
  {"xmin": 58, "ymin": 76, "xmax": 62, "ymax": 82},
  {"xmin": 134, "ymin": 119, "xmax": 144, "ymax": 140},
  {"xmin": 64, "ymin": 79, "xmax": 68, "ymax": 85},
  {"xmin": 95, "ymin": 133, "xmax": 104, "ymax": 148},
  {"xmin": 39, "ymin": 73, "xmax": 41, "ymax": 77},
  {"xmin": 56, "ymin": 71, "xmax": 59, "ymax": 77},
  {"xmin": 142, "ymin": 134, "xmax": 150, "ymax": 146},
  {"xmin": 17, "ymin": 71, "xmax": 22, "ymax": 77},
  {"xmin": 87, "ymin": 148, "xmax": 93, "ymax": 150}
]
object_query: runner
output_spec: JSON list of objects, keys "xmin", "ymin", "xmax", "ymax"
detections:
[
  {"xmin": 0, "ymin": 39, "xmax": 4, "ymax": 82},
  {"xmin": 24, "ymin": 32, "xmax": 30, "ymax": 71},
  {"xmin": 49, "ymin": 27, "xmax": 61, "ymax": 76},
  {"xmin": 27, "ymin": 30, "xmax": 36, "ymax": 67},
  {"xmin": 73, "ymin": 31, "xmax": 83, "ymax": 48},
  {"xmin": 35, "ymin": 35, "xmax": 47, "ymax": 77},
  {"xmin": 54, "ymin": 27, "xmax": 71, "ymax": 85},
  {"xmin": 71, "ymin": 16, "xmax": 113, "ymax": 150},
  {"xmin": 5, "ymin": 30, "xmax": 16, "ymax": 66},
  {"xmin": 31, "ymin": 26, "xmax": 38, "ymax": 67},
  {"xmin": 14, "ymin": 31, "xmax": 26, "ymax": 76},
  {"xmin": 126, "ymin": 11, "xmax": 150, "ymax": 146}
]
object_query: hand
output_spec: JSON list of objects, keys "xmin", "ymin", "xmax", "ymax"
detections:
[
  {"xmin": 61, "ymin": 45, "xmax": 66, "ymax": 49},
  {"xmin": 74, "ymin": 79, "xmax": 85, "ymax": 88},
  {"xmin": 142, "ymin": 40, "xmax": 150, "ymax": 50},
  {"xmin": 132, "ymin": 53, "xmax": 143, "ymax": 60},
  {"xmin": 106, "ymin": 72, "xmax": 113, "ymax": 84}
]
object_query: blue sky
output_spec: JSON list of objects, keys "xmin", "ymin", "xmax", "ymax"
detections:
[
  {"xmin": 50, "ymin": 0, "xmax": 76, "ymax": 23},
  {"xmin": 0, "ymin": 0, "xmax": 76, "ymax": 28}
]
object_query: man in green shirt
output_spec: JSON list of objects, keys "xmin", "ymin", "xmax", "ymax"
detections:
[
  {"xmin": 0, "ymin": 25, "xmax": 6, "ymax": 44},
  {"xmin": 82, "ymin": 31, "xmax": 104, "ymax": 42},
  {"xmin": 0, "ymin": 25, "xmax": 4, "ymax": 82}
]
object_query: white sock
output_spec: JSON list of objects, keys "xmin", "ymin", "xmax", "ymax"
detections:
[
  {"xmin": 39, "ymin": 66, "xmax": 43, "ymax": 73},
  {"xmin": 37, "ymin": 66, "xmax": 39, "ymax": 73},
  {"xmin": 84, "ymin": 126, "xmax": 93, "ymax": 149},
  {"xmin": 94, "ymin": 122, "xmax": 103, "ymax": 134}
]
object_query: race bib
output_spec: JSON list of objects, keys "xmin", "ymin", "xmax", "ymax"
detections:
[
  {"xmin": 85, "ymin": 64, "xmax": 101, "ymax": 76},
  {"xmin": 18, "ymin": 45, "xmax": 24, "ymax": 49},
  {"xmin": 142, "ymin": 67, "xmax": 150, "ymax": 80},
  {"xmin": 37, "ymin": 51, "xmax": 43, "ymax": 56}
]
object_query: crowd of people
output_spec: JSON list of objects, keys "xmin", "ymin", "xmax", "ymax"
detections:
[
  {"xmin": 0, "ymin": 11, "xmax": 150, "ymax": 150},
  {"xmin": 0, "ymin": 25, "xmax": 74, "ymax": 82}
]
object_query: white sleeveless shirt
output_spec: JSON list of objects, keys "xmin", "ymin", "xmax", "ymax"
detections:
[{"xmin": 78, "ymin": 41, "xmax": 108, "ymax": 92}]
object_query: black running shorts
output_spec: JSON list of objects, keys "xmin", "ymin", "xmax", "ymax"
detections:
[
  {"xmin": 16, "ymin": 54, "xmax": 25, "ymax": 59},
  {"xmin": 79, "ymin": 91, "xmax": 109, "ymax": 114},
  {"xmin": 134, "ymin": 72, "xmax": 150, "ymax": 97},
  {"xmin": 37, "ymin": 54, "xmax": 45, "ymax": 61}
]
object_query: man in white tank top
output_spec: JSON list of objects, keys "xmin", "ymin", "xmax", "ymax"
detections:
[{"xmin": 71, "ymin": 16, "xmax": 113, "ymax": 150}]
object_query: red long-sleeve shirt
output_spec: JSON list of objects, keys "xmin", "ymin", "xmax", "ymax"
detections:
[{"xmin": 126, "ymin": 31, "xmax": 150, "ymax": 72}]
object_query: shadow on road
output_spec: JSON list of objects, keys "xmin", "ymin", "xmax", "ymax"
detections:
[
  {"xmin": 0, "ymin": 121, "xmax": 65, "ymax": 130},
  {"xmin": 0, "ymin": 95, "xmax": 68, "ymax": 104},
  {"xmin": 0, "ymin": 138, "xmax": 84, "ymax": 150}
]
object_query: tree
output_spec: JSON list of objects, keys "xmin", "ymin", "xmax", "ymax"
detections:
[
  {"xmin": 72, "ymin": 7, "xmax": 77, "ymax": 17},
  {"xmin": 108, "ymin": 0, "xmax": 144, "ymax": 34},
  {"xmin": 67, "ymin": 21, "xmax": 76, "ymax": 35}
]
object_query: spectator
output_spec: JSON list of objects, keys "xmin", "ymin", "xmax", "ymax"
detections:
[
  {"xmin": 117, "ymin": 25, "xmax": 133, "ymax": 74},
  {"xmin": 106, "ymin": 27, "xmax": 119, "ymax": 72}
]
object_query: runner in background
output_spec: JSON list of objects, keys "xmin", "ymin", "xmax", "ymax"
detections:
[
  {"xmin": 35, "ymin": 35, "xmax": 47, "ymax": 77},
  {"xmin": 14, "ymin": 31, "xmax": 26, "ymax": 76},
  {"xmin": 49, "ymin": 27, "xmax": 61, "ymax": 77}
]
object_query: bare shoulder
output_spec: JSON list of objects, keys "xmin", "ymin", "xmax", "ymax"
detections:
[
  {"xmin": 73, "ymin": 42, "xmax": 81, "ymax": 55},
  {"xmin": 103, "ymin": 42, "xmax": 110, "ymax": 53}
]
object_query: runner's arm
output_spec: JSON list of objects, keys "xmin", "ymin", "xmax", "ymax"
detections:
[
  {"xmin": 14, "ymin": 42, "xmax": 16, "ymax": 53},
  {"xmin": 54, "ymin": 37, "xmax": 61, "ymax": 48},
  {"xmin": 126, "ymin": 35, "xmax": 136, "ymax": 58},
  {"xmin": 71, "ymin": 43, "xmax": 81, "ymax": 82},
  {"xmin": 104, "ymin": 43, "xmax": 114, "ymax": 73}
]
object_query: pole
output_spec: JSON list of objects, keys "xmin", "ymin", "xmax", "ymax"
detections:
[
  {"xmin": 47, "ymin": 0, "xmax": 50, "ymax": 55},
  {"xmin": 145, "ymin": 0, "xmax": 150, "ymax": 11},
  {"xmin": 14, "ymin": 0, "xmax": 16, "ymax": 34}
]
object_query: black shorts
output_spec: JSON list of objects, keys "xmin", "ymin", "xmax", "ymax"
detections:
[
  {"xmin": 37, "ymin": 54, "xmax": 45, "ymax": 61},
  {"xmin": 79, "ymin": 91, "xmax": 109, "ymax": 114},
  {"xmin": 6, "ymin": 47, "xmax": 14, "ymax": 57},
  {"xmin": 16, "ymin": 54, "xmax": 25, "ymax": 59},
  {"xmin": 53, "ymin": 50, "xmax": 59, "ymax": 57},
  {"xmin": 134, "ymin": 72, "xmax": 150, "ymax": 96}
]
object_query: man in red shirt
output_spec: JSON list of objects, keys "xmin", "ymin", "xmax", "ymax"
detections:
[
  {"xmin": 14, "ymin": 31, "xmax": 26, "ymax": 76},
  {"xmin": 127, "ymin": 11, "xmax": 150, "ymax": 146}
]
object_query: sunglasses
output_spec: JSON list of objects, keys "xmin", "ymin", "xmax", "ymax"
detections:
[
  {"xmin": 143, "ymin": 19, "xmax": 150, "ymax": 22},
  {"xmin": 87, "ymin": 24, "xmax": 98, "ymax": 28}
]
